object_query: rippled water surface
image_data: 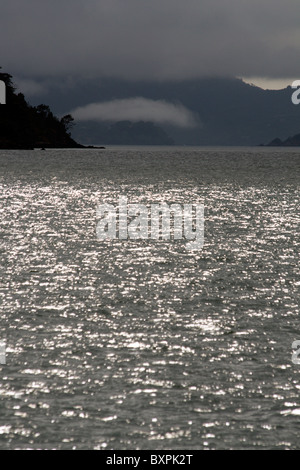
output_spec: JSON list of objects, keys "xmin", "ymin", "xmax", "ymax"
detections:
[{"xmin": 0, "ymin": 147, "xmax": 299, "ymax": 449}]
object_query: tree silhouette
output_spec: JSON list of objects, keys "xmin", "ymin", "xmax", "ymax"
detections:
[{"xmin": 61, "ymin": 114, "xmax": 75, "ymax": 135}]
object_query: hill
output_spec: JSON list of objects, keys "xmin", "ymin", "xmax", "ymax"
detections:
[
  {"xmin": 0, "ymin": 71, "xmax": 83, "ymax": 149},
  {"xmin": 25, "ymin": 76, "xmax": 300, "ymax": 146}
]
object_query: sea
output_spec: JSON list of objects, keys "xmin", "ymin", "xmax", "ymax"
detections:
[{"xmin": 0, "ymin": 146, "xmax": 299, "ymax": 450}]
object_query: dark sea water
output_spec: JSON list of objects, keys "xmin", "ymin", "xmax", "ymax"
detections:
[{"xmin": 0, "ymin": 146, "xmax": 299, "ymax": 450}]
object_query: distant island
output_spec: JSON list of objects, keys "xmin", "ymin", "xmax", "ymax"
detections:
[
  {"xmin": 0, "ymin": 70, "xmax": 84, "ymax": 149},
  {"xmin": 266, "ymin": 133, "xmax": 300, "ymax": 147}
]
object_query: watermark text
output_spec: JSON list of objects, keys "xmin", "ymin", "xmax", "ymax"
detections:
[
  {"xmin": 96, "ymin": 197, "xmax": 204, "ymax": 250},
  {"xmin": 0, "ymin": 340, "xmax": 6, "ymax": 365},
  {"xmin": 292, "ymin": 341, "xmax": 300, "ymax": 364},
  {"xmin": 0, "ymin": 80, "xmax": 6, "ymax": 105},
  {"xmin": 291, "ymin": 81, "xmax": 300, "ymax": 105}
]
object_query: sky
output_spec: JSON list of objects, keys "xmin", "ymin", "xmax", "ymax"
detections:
[
  {"xmin": 1, "ymin": 0, "xmax": 300, "ymax": 86},
  {"xmin": 1, "ymin": 1, "xmax": 299, "ymax": 127}
]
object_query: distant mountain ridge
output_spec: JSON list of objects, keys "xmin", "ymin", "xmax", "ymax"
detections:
[
  {"xmin": 267, "ymin": 133, "xmax": 300, "ymax": 146},
  {"xmin": 24, "ymin": 76, "xmax": 300, "ymax": 146}
]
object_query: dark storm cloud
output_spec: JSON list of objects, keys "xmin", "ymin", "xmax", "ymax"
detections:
[{"xmin": 1, "ymin": 0, "xmax": 300, "ymax": 80}]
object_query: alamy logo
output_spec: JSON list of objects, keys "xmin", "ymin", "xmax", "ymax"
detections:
[
  {"xmin": 0, "ymin": 80, "xmax": 6, "ymax": 104},
  {"xmin": 0, "ymin": 340, "xmax": 6, "ymax": 365},
  {"xmin": 292, "ymin": 341, "xmax": 300, "ymax": 364},
  {"xmin": 96, "ymin": 197, "xmax": 204, "ymax": 250},
  {"xmin": 291, "ymin": 81, "xmax": 300, "ymax": 105}
]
